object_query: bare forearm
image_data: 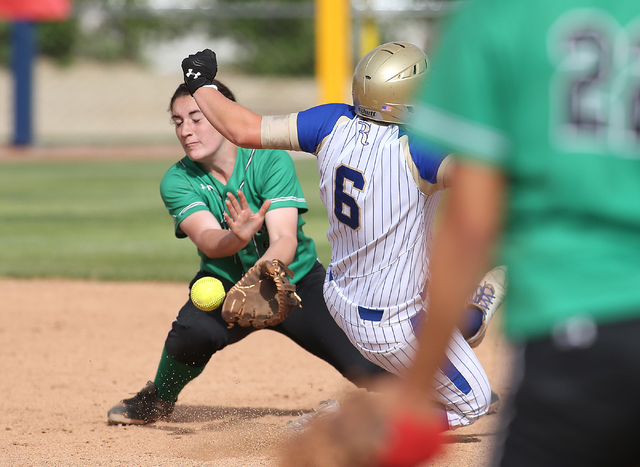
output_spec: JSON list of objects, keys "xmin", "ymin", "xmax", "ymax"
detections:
[
  {"xmin": 193, "ymin": 87, "xmax": 263, "ymax": 148},
  {"xmin": 196, "ymin": 228, "xmax": 250, "ymax": 258},
  {"xmin": 259, "ymin": 234, "xmax": 297, "ymax": 266}
]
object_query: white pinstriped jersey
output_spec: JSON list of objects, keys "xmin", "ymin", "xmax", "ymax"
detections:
[
  {"xmin": 294, "ymin": 104, "xmax": 442, "ymax": 321},
  {"xmin": 285, "ymin": 103, "xmax": 492, "ymax": 428}
]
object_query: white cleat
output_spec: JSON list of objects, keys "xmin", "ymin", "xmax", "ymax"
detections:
[
  {"xmin": 285, "ymin": 399, "xmax": 341, "ymax": 432},
  {"xmin": 466, "ymin": 266, "xmax": 507, "ymax": 348}
]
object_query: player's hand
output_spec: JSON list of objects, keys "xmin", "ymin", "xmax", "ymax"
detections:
[
  {"xmin": 280, "ymin": 386, "xmax": 445, "ymax": 467},
  {"xmin": 181, "ymin": 49, "xmax": 218, "ymax": 95},
  {"xmin": 224, "ymin": 191, "xmax": 271, "ymax": 244}
]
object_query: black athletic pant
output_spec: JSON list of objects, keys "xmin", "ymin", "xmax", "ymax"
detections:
[
  {"xmin": 165, "ymin": 261, "xmax": 391, "ymax": 388},
  {"xmin": 495, "ymin": 316, "xmax": 640, "ymax": 467}
]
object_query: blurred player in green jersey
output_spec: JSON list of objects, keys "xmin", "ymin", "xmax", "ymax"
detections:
[{"xmin": 406, "ymin": 1, "xmax": 640, "ymax": 466}]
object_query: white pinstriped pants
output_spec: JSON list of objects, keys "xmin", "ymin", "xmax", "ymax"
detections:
[{"xmin": 324, "ymin": 278, "xmax": 492, "ymax": 428}]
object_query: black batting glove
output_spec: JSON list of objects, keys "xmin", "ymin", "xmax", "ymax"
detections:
[{"xmin": 181, "ymin": 49, "xmax": 218, "ymax": 96}]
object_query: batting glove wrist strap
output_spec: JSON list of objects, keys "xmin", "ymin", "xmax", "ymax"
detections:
[{"xmin": 181, "ymin": 49, "xmax": 218, "ymax": 96}]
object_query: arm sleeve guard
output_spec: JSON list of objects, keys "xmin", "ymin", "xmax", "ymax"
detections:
[{"xmin": 260, "ymin": 114, "xmax": 301, "ymax": 151}]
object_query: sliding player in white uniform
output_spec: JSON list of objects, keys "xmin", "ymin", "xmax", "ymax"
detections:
[{"xmin": 180, "ymin": 42, "xmax": 506, "ymax": 429}]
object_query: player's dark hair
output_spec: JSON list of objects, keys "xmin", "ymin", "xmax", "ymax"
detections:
[{"xmin": 169, "ymin": 79, "xmax": 236, "ymax": 112}]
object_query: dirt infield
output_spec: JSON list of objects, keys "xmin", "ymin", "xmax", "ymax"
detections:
[{"xmin": 1, "ymin": 277, "xmax": 514, "ymax": 467}]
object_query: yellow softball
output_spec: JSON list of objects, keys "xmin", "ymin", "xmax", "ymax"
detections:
[{"xmin": 190, "ymin": 277, "xmax": 226, "ymax": 311}]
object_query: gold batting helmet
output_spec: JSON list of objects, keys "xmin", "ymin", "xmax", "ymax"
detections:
[{"xmin": 353, "ymin": 42, "xmax": 428, "ymax": 125}]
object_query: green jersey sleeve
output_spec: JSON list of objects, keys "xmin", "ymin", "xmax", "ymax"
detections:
[{"xmin": 160, "ymin": 160, "xmax": 215, "ymax": 238}]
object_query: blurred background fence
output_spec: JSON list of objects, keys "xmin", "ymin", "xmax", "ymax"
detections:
[{"xmin": 0, "ymin": 0, "xmax": 463, "ymax": 147}]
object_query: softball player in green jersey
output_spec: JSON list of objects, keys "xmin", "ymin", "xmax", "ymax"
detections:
[
  {"xmin": 403, "ymin": 0, "xmax": 640, "ymax": 466},
  {"xmin": 107, "ymin": 81, "xmax": 388, "ymax": 426}
]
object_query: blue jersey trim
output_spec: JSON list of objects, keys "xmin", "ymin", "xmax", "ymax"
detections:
[
  {"xmin": 296, "ymin": 103, "xmax": 357, "ymax": 154},
  {"xmin": 402, "ymin": 126, "xmax": 446, "ymax": 185}
]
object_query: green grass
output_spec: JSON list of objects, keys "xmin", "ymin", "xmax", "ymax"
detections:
[{"xmin": 0, "ymin": 157, "xmax": 330, "ymax": 282}]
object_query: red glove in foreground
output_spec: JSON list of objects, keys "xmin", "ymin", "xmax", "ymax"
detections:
[{"xmin": 377, "ymin": 410, "xmax": 446, "ymax": 467}]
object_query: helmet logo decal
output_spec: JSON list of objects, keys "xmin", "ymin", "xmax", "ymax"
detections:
[{"xmin": 358, "ymin": 108, "xmax": 376, "ymax": 119}]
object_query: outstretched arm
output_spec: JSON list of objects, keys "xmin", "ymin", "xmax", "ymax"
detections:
[
  {"xmin": 260, "ymin": 206, "xmax": 299, "ymax": 266},
  {"xmin": 179, "ymin": 210, "xmax": 249, "ymax": 258},
  {"xmin": 181, "ymin": 49, "xmax": 263, "ymax": 148},
  {"xmin": 180, "ymin": 192, "xmax": 269, "ymax": 259},
  {"xmin": 194, "ymin": 87, "xmax": 263, "ymax": 149}
]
